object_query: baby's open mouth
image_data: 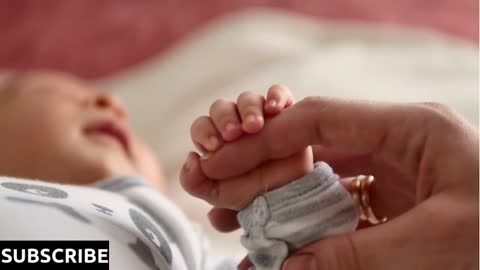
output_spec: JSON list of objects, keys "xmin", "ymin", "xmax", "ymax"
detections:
[{"xmin": 84, "ymin": 121, "xmax": 131, "ymax": 158}]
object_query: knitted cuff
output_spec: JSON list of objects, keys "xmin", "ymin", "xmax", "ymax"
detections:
[{"xmin": 237, "ymin": 162, "xmax": 359, "ymax": 270}]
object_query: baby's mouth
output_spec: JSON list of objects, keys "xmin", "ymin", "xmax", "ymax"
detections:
[{"xmin": 84, "ymin": 121, "xmax": 132, "ymax": 158}]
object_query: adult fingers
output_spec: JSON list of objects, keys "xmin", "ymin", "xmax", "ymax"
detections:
[
  {"xmin": 205, "ymin": 174, "xmax": 408, "ymax": 233},
  {"xmin": 282, "ymin": 194, "xmax": 478, "ymax": 270},
  {"xmin": 207, "ymin": 207, "xmax": 239, "ymax": 232},
  {"xmin": 313, "ymin": 145, "xmax": 417, "ymax": 219},
  {"xmin": 282, "ymin": 206, "xmax": 420, "ymax": 270},
  {"xmin": 200, "ymin": 97, "xmax": 433, "ymax": 180},
  {"xmin": 180, "ymin": 149, "xmax": 313, "ymax": 210}
]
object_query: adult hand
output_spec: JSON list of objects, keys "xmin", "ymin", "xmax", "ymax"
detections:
[{"xmin": 200, "ymin": 97, "xmax": 479, "ymax": 270}]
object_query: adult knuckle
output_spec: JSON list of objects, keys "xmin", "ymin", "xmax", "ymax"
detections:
[
  {"xmin": 414, "ymin": 102, "xmax": 459, "ymax": 131},
  {"xmin": 297, "ymin": 96, "xmax": 329, "ymax": 138},
  {"xmin": 299, "ymin": 96, "xmax": 322, "ymax": 109}
]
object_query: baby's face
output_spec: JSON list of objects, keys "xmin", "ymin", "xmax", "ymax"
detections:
[{"xmin": 0, "ymin": 71, "xmax": 163, "ymax": 190}]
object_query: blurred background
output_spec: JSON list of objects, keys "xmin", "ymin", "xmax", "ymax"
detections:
[{"xmin": 0, "ymin": 0, "xmax": 478, "ymax": 257}]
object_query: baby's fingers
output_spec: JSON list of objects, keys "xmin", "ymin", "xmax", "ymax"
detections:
[
  {"xmin": 191, "ymin": 116, "xmax": 224, "ymax": 153},
  {"xmin": 264, "ymin": 84, "xmax": 294, "ymax": 115},
  {"xmin": 209, "ymin": 99, "xmax": 243, "ymax": 141},
  {"xmin": 237, "ymin": 91, "xmax": 265, "ymax": 134}
]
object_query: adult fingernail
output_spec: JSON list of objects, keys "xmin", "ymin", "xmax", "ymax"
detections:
[{"xmin": 283, "ymin": 255, "xmax": 317, "ymax": 270}]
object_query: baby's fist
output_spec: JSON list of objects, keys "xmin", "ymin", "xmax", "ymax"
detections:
[{"xmin": 190, "ymin": 85, "xmax": 294, "ymax": 154}]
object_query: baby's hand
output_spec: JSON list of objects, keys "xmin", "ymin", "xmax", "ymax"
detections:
[
  {"xmin": 190, "ymin": 85, "xmax": 294, "ymax": 154},
  {"xmin": 182, "ymin": 85, "xmax": 313, "ymax": 232}
]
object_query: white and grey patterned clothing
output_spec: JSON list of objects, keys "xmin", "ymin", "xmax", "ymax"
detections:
[
  {"xmin": 0, "ymin": 175, "xmax": 235, "ymax": 270},
  {"xmin": 0, "ymin": 162, "xmax": 359, "ymax": 270}
]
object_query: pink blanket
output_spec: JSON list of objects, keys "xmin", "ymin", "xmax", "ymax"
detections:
[{"xmin": 0, "ymin": 0, "xmax": 477, "ymax": 78}]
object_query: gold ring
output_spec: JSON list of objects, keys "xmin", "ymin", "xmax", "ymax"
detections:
[{"xmin": 351, "ymin": 175, "xmax": 387, "ymax": 225}]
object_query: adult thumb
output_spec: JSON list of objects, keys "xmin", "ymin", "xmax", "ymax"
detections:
[
  {"xmin": 281, "ymin": 233, "xmax": 367, "ymax": 270},
  {"xmin": 281, "ymin": 213, "xmax": 418, "ymax": 270}
]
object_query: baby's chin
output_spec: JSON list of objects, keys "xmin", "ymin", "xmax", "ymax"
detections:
[
  {"xmin": 67, "ymin": 150, "xmax": 135, "ymax": 183},
  {"xmin": 94, "ymin": 158, "xmax": 137, "ymax": 179},
  {"xmin": 82, "ymin": 152, "xmax": 165, "ymax": 191},
  {"xmin": 74, "ymin": 140, "xmax": 165, "ymax": 191}
]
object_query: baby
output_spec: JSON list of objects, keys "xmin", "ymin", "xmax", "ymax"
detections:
[
  {"xmin": 0, "ymin": 71, "xmax": 163, "ymax": 189},
  {"xmin": 0, "ymin": 71, "xmax": 358, "ymax": 270}
]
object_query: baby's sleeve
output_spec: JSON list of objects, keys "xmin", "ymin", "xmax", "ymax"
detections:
[{"xmin": 237, "ymin": 162, "xmax": 359, "ymax": 270}]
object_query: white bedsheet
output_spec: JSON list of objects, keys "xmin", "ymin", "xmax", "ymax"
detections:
[{"xmin": 96, "ymin": 8, "xmax": 478, "ymax": 255}]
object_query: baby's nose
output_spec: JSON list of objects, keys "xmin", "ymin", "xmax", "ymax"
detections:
[{"xmin": 94, "ymin": 92, "xmax": 127, "ymax": 120}]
